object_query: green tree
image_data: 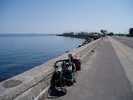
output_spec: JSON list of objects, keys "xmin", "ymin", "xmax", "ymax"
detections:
[
  {"xmin": 107, "ymin": 32, "xmax": 114, "ymax": 36},
  {"xmin": 100, "ymin": 29, "xmax": 107, "ymax": 36}
]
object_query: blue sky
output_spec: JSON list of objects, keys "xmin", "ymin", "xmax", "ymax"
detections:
[{"xmin": 0, "ymin": 0, "xmax": 133, "ymax": 34}]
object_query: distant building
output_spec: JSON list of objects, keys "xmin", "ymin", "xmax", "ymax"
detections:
[{"xmin": 129, "ymin": 28, "xmax": 133, "ymax": 36}]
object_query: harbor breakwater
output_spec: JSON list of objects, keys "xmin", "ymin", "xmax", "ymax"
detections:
[{"xmin": 0, "ymin": 39, "xmax": 101, "ymax": 100}]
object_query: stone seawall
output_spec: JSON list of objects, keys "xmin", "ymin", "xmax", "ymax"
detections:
[{"xmin": 0, "ymin": 39, "xmax": 101, "ymax": 100}]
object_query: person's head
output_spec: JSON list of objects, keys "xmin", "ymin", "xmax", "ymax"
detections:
[{"xmin": 73, "ymin": 54, "xmax": 80, "ymax": 60}]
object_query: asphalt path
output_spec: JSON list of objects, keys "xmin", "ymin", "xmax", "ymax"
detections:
[
  {"xmin": 114, "ymin": 36, "xmax": 133, "ymax": 48},
  {"xmin": 47, "ymin": 38, "xmax": 133, "ymax": 100}
]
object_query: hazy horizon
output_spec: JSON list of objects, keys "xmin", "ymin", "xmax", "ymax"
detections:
[{"xmin": 0, "ymin": 0, "xmax": 133, "ymax": 34}]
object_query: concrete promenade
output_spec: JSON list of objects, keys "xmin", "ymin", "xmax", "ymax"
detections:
[{"xmin": 47, "ymin": 37, "xmax": 133, "ymax": 100}]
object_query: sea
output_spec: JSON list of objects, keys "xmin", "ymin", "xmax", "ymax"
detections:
[{"xmin": 0, "ymin": 35, "xmax": 83, "ymax": 81}]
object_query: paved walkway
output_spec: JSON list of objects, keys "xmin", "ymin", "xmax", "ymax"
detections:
[
  {"xmin": 114, "ymin": 36, "xmax": 133, "ymax": 48},
  {"xmin": 47, "ymin": 38, "xmax": 133, "ymax": 100}
]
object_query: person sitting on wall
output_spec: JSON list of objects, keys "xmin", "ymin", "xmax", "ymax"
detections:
[
  {"xmin": 72, "ymin": 54, "xmax": 81, "ymax": 71},
  {"xmin": 66, "ymin": 54, "xmax": 81, "ymax": 83}
]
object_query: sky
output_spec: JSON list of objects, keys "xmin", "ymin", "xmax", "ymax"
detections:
[{"xmin": 0, "ymin": 0, "xmax": 133, "ymax": 34}]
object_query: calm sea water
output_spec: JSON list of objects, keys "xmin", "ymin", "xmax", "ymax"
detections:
[{"xmin": 0, "ymin": 35, "xmax": 83, "ymax": 81}]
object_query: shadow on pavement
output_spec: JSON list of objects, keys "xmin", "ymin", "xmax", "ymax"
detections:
[{"xmin": 47, "ymin": 87, "xmax": 67, "ymax": 99}]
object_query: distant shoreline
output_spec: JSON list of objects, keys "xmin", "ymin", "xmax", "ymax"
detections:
[
  {"xmin": 56, "ymin": 34, "xmax": 86, "ymax": 39},
  {"xmin": 57, "ymin": 32, "xmax": 101, "ymax": 40}
]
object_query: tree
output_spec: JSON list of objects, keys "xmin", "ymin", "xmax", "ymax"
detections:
[
  {"xmin": 100, "ymin": 29, "xmax": 107, "ymax": 36},
  {"xmin": 107, "ymin": 32, "xmax": 114, "ymax": 36},
  {"xmin": 129, "ymin": 28, "xmax": 133, "ymax": 36}
]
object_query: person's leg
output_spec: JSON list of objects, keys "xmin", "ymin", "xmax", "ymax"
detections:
[{"xmin": 73, "ymin": 72, "xmax": 77, "ymax": 83}]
